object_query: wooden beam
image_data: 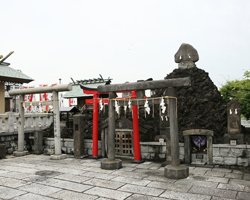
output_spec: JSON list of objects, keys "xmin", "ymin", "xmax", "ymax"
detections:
[{"xmin": 97, "ymin": 77, "xmax": 191, "ymax": 93}]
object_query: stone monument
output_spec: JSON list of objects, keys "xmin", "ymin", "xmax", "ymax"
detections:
[
  {"xmin": 225, "ymin": 100, "xmax": 243, "ymax": 144},
  {"xmin": 174, "ymin": 43, "xmax": 199, "ymax": 69}
]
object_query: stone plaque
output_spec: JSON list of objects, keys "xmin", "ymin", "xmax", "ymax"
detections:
[{"xmin": 227, "ymin": 100, "xmax": 241, "ymax": 134}]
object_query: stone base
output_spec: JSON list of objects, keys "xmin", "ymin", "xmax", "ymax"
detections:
[
  {"xmin": 74, "ymin": 155, "xmax": 89, "ymax": 159},
  {"xmin": 13, "ymin": 151, "xmax": 28, "ymax": 157},
  {"xmin": 88, "ymin": 155, "xmax": 102, "ymax": 159},
  {"xmin": 101, "ymin": 158, "xmax": 122, "ymax": 170},
  {"xmin": 164, "ymin": 164, "xmax": 189, "ymax": 179},
  {"xmin": 50, "ymin": 154, "xmax": 67, "ymax": 160},
  {"xmin": 132, "ymin": 159, "xmax": 144, "ymax": 164}
]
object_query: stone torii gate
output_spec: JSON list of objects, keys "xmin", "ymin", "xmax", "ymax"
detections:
[
  {"xmin": 9, "ymin": 84, "xmax": 72, "ymax": 159},
  {"xmin": 97, "ymin": 77, "xmax": 191, "ymax": 179}
]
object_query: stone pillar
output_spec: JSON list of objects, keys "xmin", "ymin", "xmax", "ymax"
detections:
[
  {"xmin": 101, "ymin": 129, "xmax": 106, "ymax": 157},
  {"xmin": 184, "ymin": 136, "xmax": 191, "ymax": 164},
  {"xmin": 225, "ymin": 100, "xmax": 243, "ymax": 144},
  {"xmin": 50, "ymin": 91, "xmax": 66, "ymax": 160},
  {"xmin": 14, "ymin": 95, "xmax": 28, "ymax": 157},
  {"xmin": 164, "ymin": 87, "xmax": 189, "ymax": 179},
  {"xmin": 0, "ymin": 82, "xmax": 5, "ymax": 113},
  {"xmin": 101, "ymin": 92, "xmax": 122, "ymax": 170},
  {"xmin": 73, "ymin": 114, "xmax": 85, "ymax": 158},
  {"xmin": 33, "ymin": 131, "xmax": 44, "ymax": 154},
  {"xmin": 207, "ymin": 135, "xmax": 213, "ymax": 165}
]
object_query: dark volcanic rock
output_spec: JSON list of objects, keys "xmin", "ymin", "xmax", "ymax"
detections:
[{"xmin": 156, "ymin": 67, "xmax": 227, "ymax": 143}]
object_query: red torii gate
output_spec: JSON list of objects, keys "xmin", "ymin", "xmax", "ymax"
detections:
[{"xmin": 82, "ymin": 87, "xmax": 142, "ymax": 162}]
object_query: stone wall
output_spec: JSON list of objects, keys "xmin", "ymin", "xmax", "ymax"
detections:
[
  {"xmin": 0, "ymin": 133, "xmax": 18, "ymax": 154},
  {"xmin": 44, "ymin": 138, "xmax": 102, "ymax": 156},
  {"xmin": 213, "ymin": 144, "xmax": 250, "ymax": 166},
  {"xmin": 13, "ymin": 137, "xmax": 249, "ymax": 167}
]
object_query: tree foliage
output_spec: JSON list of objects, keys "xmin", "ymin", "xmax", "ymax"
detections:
[{"xmin": 220, "ymin": 70, "xmax": 250, "ymax": 119}]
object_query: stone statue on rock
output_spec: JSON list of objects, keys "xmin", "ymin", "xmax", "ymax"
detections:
[{"xmin": 174, "ymin": 43, "xmax": 199, "ymax": 69}]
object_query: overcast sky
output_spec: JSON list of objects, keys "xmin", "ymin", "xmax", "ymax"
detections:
[{"xmin": 1, "ymin": 0, "xmax": 250, "ymax": 88}]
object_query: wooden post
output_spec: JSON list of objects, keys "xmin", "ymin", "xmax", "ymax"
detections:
[
  {"xmin": 92, "ymin": 93, "xmax": 99, "ymax": 158},
  {"xmin": 131, "ymin": 90, "xmax": 142, "ymax": 162}
]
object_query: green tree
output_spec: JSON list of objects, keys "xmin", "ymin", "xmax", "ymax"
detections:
[{"xmin": 220, "ymin": 70, "xmax": 250, "ymax": 119}]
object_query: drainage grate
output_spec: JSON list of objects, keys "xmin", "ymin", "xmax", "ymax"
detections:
[{"xmin": 115, "ymin": 129, "xmax": 133, "ymax": 156}]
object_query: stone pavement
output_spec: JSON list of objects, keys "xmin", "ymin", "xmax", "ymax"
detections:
[{"xmin": 0, "ymin": 155, "xmax": 250, "ymax": 200}]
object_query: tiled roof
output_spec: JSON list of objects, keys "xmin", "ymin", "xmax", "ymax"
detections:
[
  {"xmin": 0, "ymin": 62, "xmax": 33, "ymax": 83},
  {"xmin": 63, "ymin": 83, "xmax": 106, "ymax": 98}
]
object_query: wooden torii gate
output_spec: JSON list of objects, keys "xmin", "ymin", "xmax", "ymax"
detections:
[{"xmin": 96, "ymin": 77, "xmax": 191, "ymax": 179}]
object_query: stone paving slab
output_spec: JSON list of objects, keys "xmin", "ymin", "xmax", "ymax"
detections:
[
  {"xmin": 85, "ymin": 186, "xmax": 131, "ymax": 200},
  {"xmin": 147, "ymin": 181, "xmax": 192, "ymax": 192},
  {"xmin": 39, "ymin": 178, "xmax": 93, "ymax": 192},
  {"xmin": 12, "ymin": 193, "xmax": 56, "ymax": 200},
  {"xmin": 0, "ymin": 177, "xmax": 30, "ymax": 188},
  {"xmin": 211, "ymin": 197, "xmax": 235, "ymax": 200},
  {"xmin": 236, "ymin": 191, "xmax": 250, "ymax": 200},
  {"xmin": 112, "ymin": 176, "xmax": 151, "ymax": 186},
  {"xmin": 0, "ymin": 186, "xmax": 27, "ymax": 199},
  {"xmin": 205, "ymin": 170, "xmax": 225, "ymax": 177},
  {"xmin": 82, "ymin": 171, "xmax": 117, "ymax": 180},
  {"xmin": 175, "ymin": 177, "xmax": 219, "ymax": 188},
  {"xmin": 118, "ymin": 184, "xmax": 164, "ymax": 196},
  {"xmin": 85, "ymin": 178, "xmax": 126, "ymax": 189},
  {"xmin": 49, "ymin": 190, "xmax": 98, "ymax": 200},
  {"xmin": 17, "ymin": 183, "xmax": 62, "ymax": 196},
  {"xmin": 54, "ymin": 173, "xmax": 91, "ymax": 183},
  {"xmin": 224, "ymin": 172, "xmax": 243, "ymax": 179},
  {"xmin": 160, "ymin": 190, "xmax": 211, "ymax": 200},
  {"xmin": 189, "ymin": 185, "xmax": 237, "ymax": 199},
  {"xmin": 1, "ymin": 155, "xmax": 250, "ymax": 200},
  {"xmin": 126, "ymin": 194, "xmax": 171, "ymax": 200},
  {"xmin": 217, "ymin": 182, "xmax": 245, "ymax": 191}
]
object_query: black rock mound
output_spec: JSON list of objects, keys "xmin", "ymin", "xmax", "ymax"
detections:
[{"xmin": 157, "ymin": 67, "xmax": 227, "ymax": 143}]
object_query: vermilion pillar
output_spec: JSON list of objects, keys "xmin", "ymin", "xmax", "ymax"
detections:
[
  {"xmin": 131, "ymin": 90, "xmax": 142, "ymax": 161},
  {"xmin": 92, "ymin": 93, "xmax": 99, "ymax": 158}
]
